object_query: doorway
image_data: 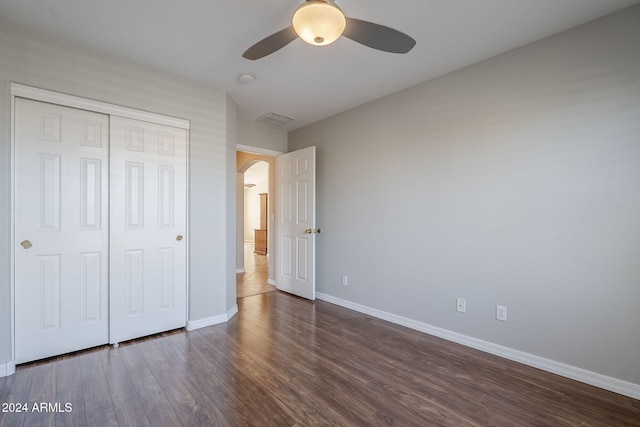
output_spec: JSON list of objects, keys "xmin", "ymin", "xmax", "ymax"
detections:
[
  {"xmin": 235, "ymin": 147, "xmax": 317, "ymax": 300},
  {"xmin": 237, "ymin": 153, "xmax": 276, "ymax": 298}
]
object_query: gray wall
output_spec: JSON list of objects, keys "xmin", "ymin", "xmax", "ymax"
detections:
[
  {"xmin": 237, "ymin": 117, "xmax": 287, "ymax": 154},
  {"xmin": 236, "ymin": 117, "xmax": 287, "ymax": 280},
  {"xmin": 289, "ymin": 6, "xmax": 640, "ymax": 384},
  {"xmin": 0, "ymin": 22, "xmax": 235, "ymax": 366},
  {"xmin": 226, "ymin": 96, "xmax": 238, "ymax": 311}
]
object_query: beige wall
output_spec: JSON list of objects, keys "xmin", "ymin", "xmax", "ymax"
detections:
[
  {"xmin": 244, "ymin": 176, "xmax": 269, "ymax": 242},
  {"xmin": 289, "ymin": 6, "xmax": 640, "ymax": 390}
]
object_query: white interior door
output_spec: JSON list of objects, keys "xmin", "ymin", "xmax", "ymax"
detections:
[
  {"xmin": 14, "ymin": 98, "xmax": 109, "ymax": 363},
  {"xmin": 276, "ymin": 146, "xmax": 316, "ymax": 300},
  {"xmin": 109, "ymin": 116, "xmax": 187, "ymax": 344}
]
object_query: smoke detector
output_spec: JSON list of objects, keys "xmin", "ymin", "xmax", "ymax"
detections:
[{"xmin": 238, "ymin": 73, "xmax": 255, "ymax": 84}]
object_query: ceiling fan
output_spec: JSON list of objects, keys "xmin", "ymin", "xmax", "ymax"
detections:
[{"xmin": 242, "ymin": 0, "xmax": 416, "ymax": 60}]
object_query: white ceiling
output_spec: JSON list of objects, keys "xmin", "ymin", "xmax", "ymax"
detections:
[{"xmin": 1, "ymin": 0, "xmax": 638, "ymax": 131}]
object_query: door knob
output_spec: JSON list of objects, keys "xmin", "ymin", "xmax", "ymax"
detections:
[
  {"xmin": 176, "ymin": 235, "xmax": 184, "ymax": 241},
  {"xmin": 304, "ymin": 229, "xmax": 322, "ymax": 234},
  {"xmin": 305, "ymin": 229, "xmax": 313, "ymax": 234},
  {"xmin": 20, "ymin": 240, "xmax": 32, "ymax": 249}
]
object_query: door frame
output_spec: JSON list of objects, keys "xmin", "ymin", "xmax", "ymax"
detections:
[
  {"xmin": 236, "ymin": 145, "xmax": 283, "ymax": 287},
  {"xmin": 9, "ymin": 83, "xmax": 191, "ymax": 367}
]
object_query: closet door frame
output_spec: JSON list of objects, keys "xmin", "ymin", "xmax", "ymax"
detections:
[{"xmin": 9, "ymin": 83, "xmax": 190, "ymax": 368}]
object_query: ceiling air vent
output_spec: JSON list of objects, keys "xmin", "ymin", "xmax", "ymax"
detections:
[{"xmin": 257, "ymin": 112, "xmax": 295, "ymax": 128}]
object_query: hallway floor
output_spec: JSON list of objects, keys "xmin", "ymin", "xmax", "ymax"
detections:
[{"xmin": 236, "ymin": 242, "xmax": 276, "ymax": 298}]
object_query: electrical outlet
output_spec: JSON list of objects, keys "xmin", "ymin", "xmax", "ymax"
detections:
[
  {"xmin": 342, "ymin": 275, "xmax": 348, "ymax": 286},
  {"xmin": 496, "ymin": 305, "xmax": 507, "ymax": 322},
  {"xmin": 456, "ymin": 298, "xmax": 466, "ymax": 313}
]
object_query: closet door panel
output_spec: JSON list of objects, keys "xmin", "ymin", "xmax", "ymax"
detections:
[
  {"xmin": 109, "ymin": 116, "xmax": 187, "ymax": 344},
  {"xmin": 14, "ymin": 98, "xmax": 109, "ymax": 363}
]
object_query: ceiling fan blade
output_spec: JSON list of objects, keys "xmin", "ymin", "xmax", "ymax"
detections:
[
  {"xmin": 242, "ymin": 26, "xmax": 298, "ymax": 60},
  {"xmin": 343, "ymin": 18, "xmax": 416, "ymax": 54}
]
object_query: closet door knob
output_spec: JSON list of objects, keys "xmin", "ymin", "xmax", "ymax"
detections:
[
  {"xmin": 20, "ymin": 240, "xmax": 33, "ymax": 249},
  {"xmin": 176, "ymin": 235, "xmax": 183, "ymax": 241}
]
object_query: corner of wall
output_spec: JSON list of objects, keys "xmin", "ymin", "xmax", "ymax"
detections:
[
  {"xmin": 0, "ymin": 360, "xmax": 16, "ymax": 377},
  {"xmin": 226, "ymin": 95, "xmax": 239, "ymax": 311},
  {"xmin": 186, "ymin": 304, "xmax": 238, "ymax": 331}
]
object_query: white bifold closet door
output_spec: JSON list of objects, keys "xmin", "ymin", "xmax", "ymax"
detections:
[
  {"xmin": 14, "ymin": 99, "xmax": 187, "ymax": 363},
  {"xmin": 14, "ymin": 98, "xmax": 110, "ymax": 363},
  {"xmin": 109, "ymin": 116, "xmax": 187, "ymax": 344}
]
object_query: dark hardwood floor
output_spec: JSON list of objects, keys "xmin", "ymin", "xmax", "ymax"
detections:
[{"xmin": 1, "ymin": 290, "xmax": 639, "ymax": 426}]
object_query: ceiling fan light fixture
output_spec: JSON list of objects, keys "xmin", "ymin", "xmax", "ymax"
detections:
[{"xmin": 292, "ymin": 0, "xmax": 346, "ymax": 46}]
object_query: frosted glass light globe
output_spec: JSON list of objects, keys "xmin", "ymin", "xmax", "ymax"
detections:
[{"xmin": 292, "ymin": 1, "xmax": 346, "ymax": 46}]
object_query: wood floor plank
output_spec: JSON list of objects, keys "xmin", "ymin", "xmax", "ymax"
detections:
[
  {"xmin": 173, "ymin": 328, "xmax": 346, "ymax": 426},
  {"xmin": 21, "ymin": 363, "xmax": 57, "ymax": 427},
  {"xmin": 0, "ymin": 376, "xmax": 7, "ymax": 408},
  {"xmin": 78, "ymin": 351, "xmax": 117, "ymax": 427},
  {"xmin": 54, "ymin": 387, "xmax": 87, "ymax": 427},
  {"xmin": 161, "ymin": 337, "xmax": 247, "ymax": 425},
  {"xmin": 55, "ymin": 355, "xmax": 82, "ymax": 394},
  {"xmin": 54, "ymin": 355, "xmax": 88, "ymax": 427},
  {"xmin": 0, "ymin": 362, "xmax": 34, "ymax": 427},
  {"xmin": 138, "ymin": 336, "xmax": 231, "ymax": 426},
  {"xmin": 4, "ymin": 290, "xmax": 640, "ymax": 426},
  {"xmin": 185, "ymin": 329, "xmax": 299, "ymax": 426},
  {"xmin": 156, "ymin": 334, "xmax": 237, "ymax": 425},
  {"xmin": 117, "ymin": 342, "xmax": 184, "ymax": 427},
  {"xmin": 99, "ymin": 348, "xmax": 151, "ymax": 427}
]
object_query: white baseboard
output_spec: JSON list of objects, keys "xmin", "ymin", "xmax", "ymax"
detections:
[
  {"xmin": 316, "ymin": 292, "xmax": 640, "ymax": 400},
  {"xmin": 268, "ymin": 279, "xmax": 277, "ymax": 286},
  {"xmin": 186, "ymin": 304, "xmax": 239, "ymax": 331},
  {"xmin": 0, "ymin": 360, "xmax": 16, "ymax": 377},
  {"xmin": 236, "ymin": 268, "xmax": 245, "ymax": 274}
]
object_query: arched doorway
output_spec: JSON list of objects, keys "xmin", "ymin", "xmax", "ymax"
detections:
[{"xmin": 237, "ymin": 153, "xmax": 277, "ymax": 298}]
